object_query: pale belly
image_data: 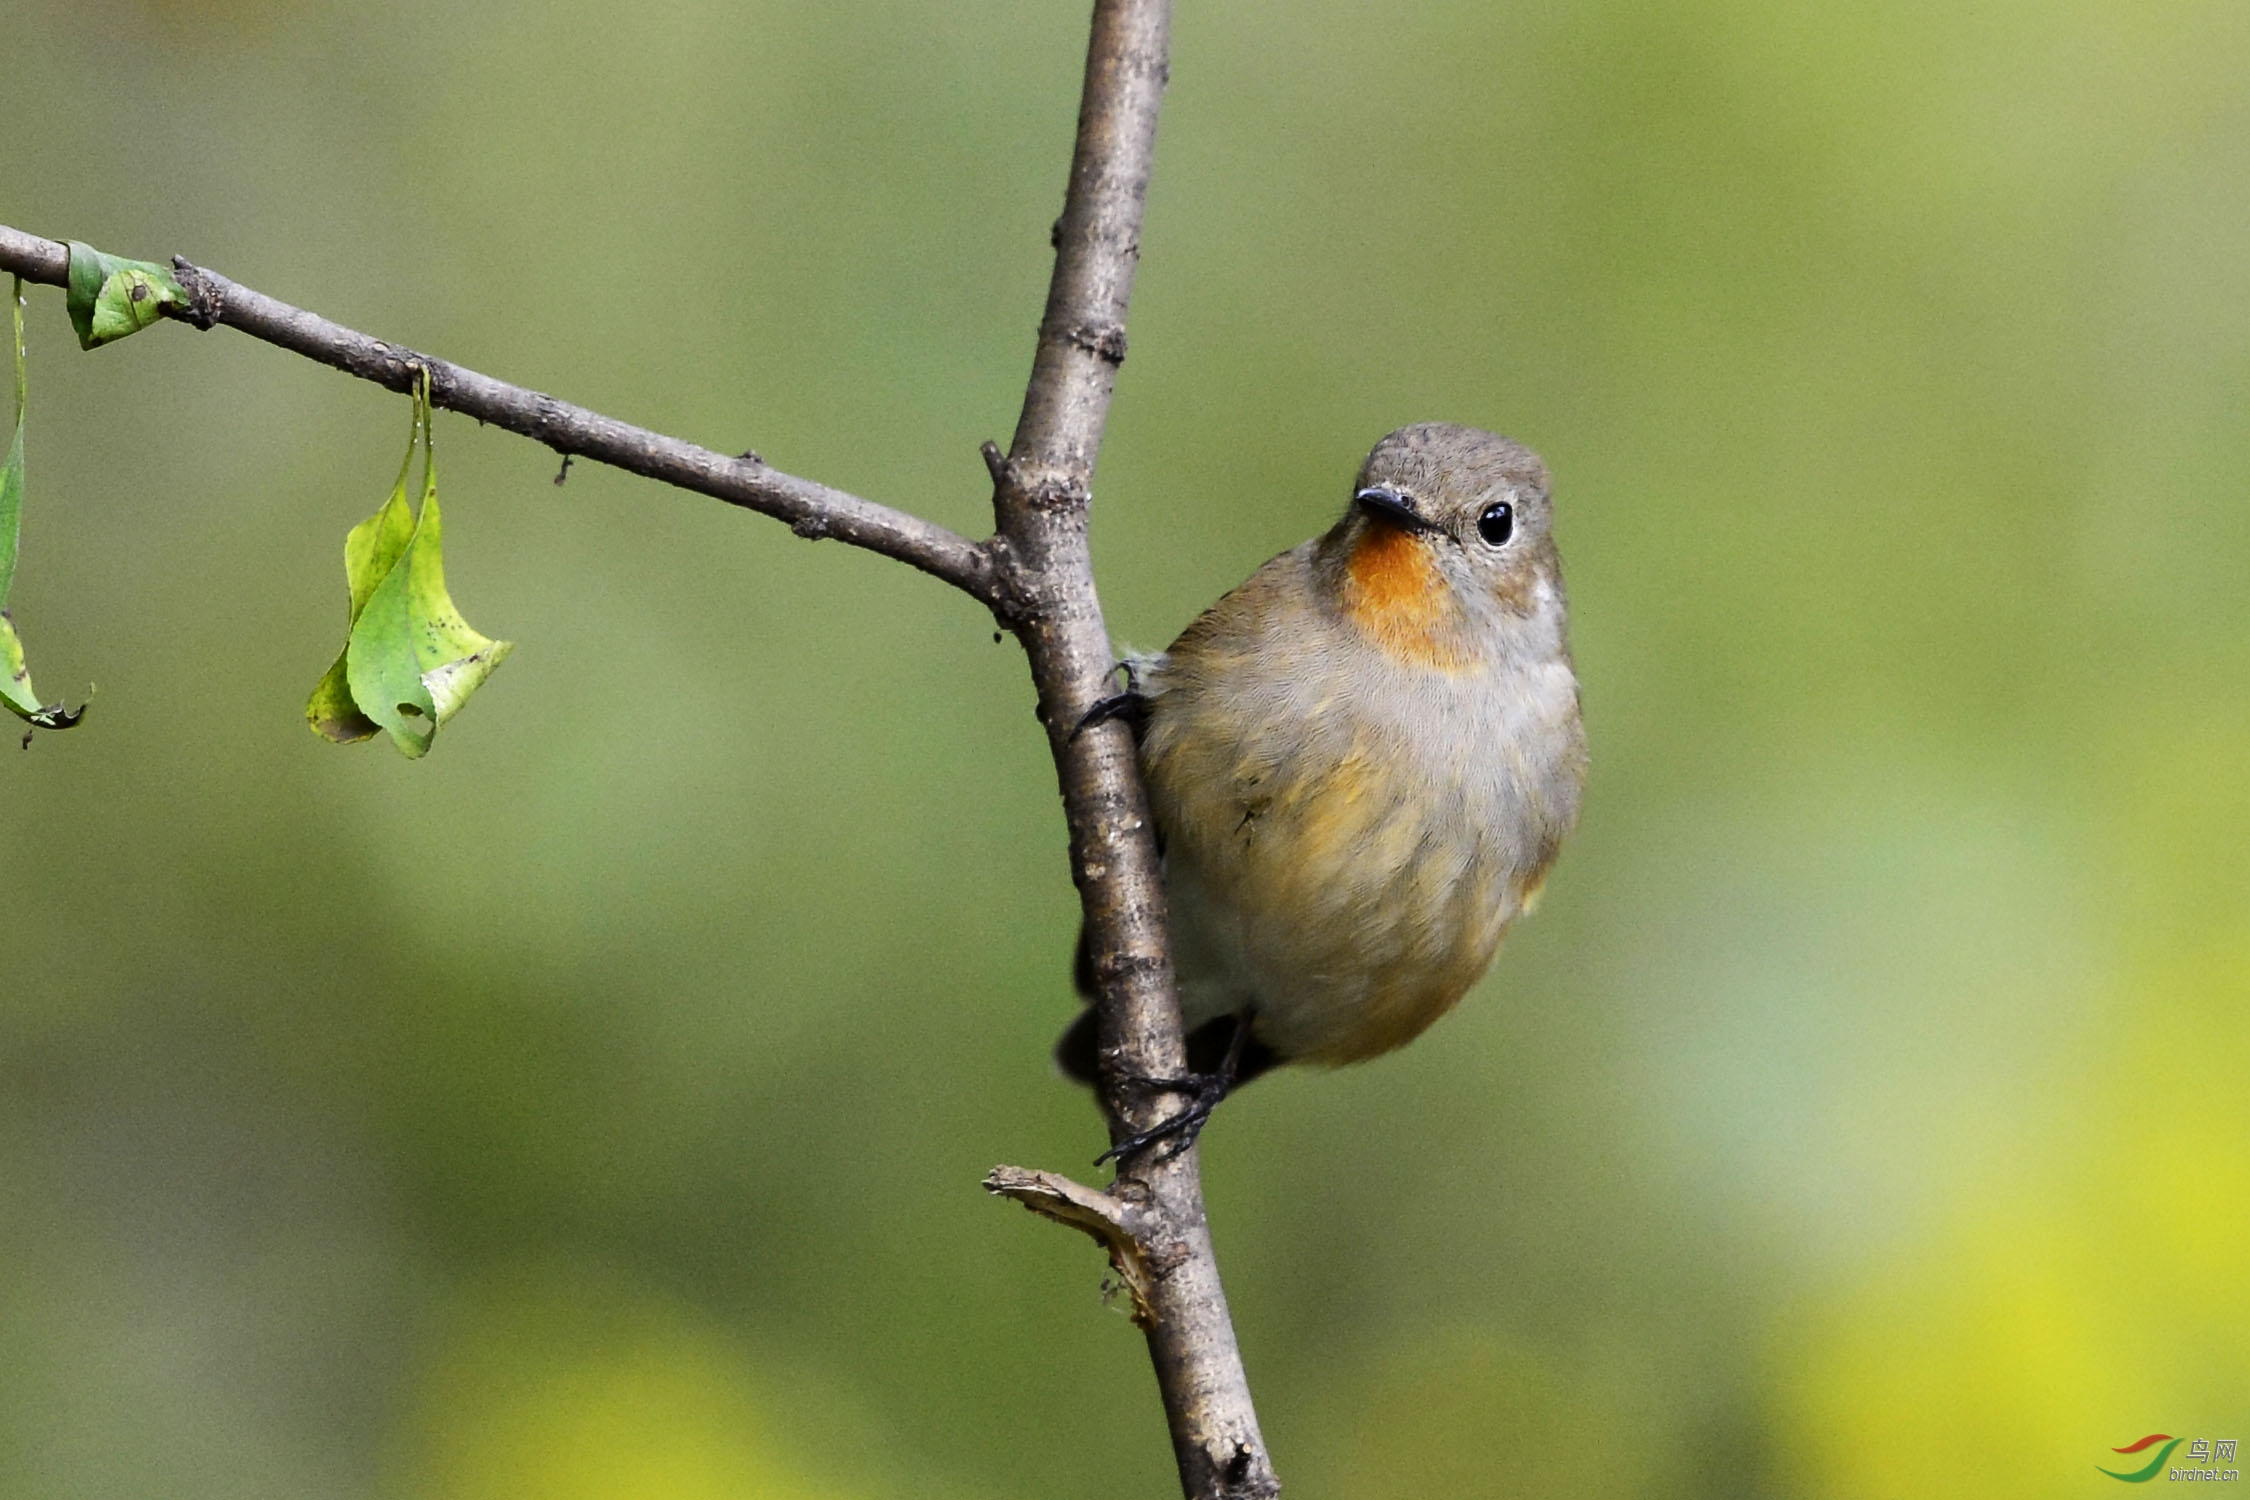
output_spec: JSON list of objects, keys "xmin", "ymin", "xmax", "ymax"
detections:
[
  {"xmin": 1150, "ymin": 728, "xmax": 1551, "ymax": 1064},
  {"xmin": 1129, "ymin": 535, "xmax": 1584, "ymax": 1066}
]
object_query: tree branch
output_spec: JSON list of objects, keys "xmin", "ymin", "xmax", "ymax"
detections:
[
  {"xmin": 983, "ymin": 1166, "xmax": 1159, "ymax": 1326},
  {"xmin": 0, "ymin": 223, "xmax": 1005, "ymax": 610},
  {"xmin": 982, "ymin": 1, "xmax": 1280, "ymax": 1495},
  {"xmin": 3, "ymin": 1, "xmax": 1275, "ymax": 1488}
]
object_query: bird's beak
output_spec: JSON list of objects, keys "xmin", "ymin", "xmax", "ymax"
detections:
[{"xmin": 1354, "ymin": 485, "xmax": 1442, "ymax": 534}]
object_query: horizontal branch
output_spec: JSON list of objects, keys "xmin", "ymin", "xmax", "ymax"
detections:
[{"xmin": 0, "ymin": 223, "xmax": 1006, "ymax": 610}]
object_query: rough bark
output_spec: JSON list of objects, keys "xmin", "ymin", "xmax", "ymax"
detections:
[{"xmin": 979, "ymin": 1, "xmax": 1279, "ymax": 1495}]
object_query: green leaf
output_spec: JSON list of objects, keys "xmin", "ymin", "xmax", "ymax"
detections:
[
  {"xmin": 306, "ymin": 419, "xmax": 420, "ymax": 744},
  {"xmin": 0, "ymin": 610, "xmax": 84, "ymax": 730},
  {"xmin": 307, "ymin": 376, "xmax": 512, "ymax": 757},
  {"xmin": 0, "ymin": 277, "xmax": 84, "ymax": 735},
  {"xmin": 396, "ymin": 488, "xmax": 514, "ymax": 729},
  {"xmin": 65, "ymin": 242, "xmax": 191, "ymax": 350}
]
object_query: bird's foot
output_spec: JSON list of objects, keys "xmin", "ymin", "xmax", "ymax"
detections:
[
  {"xmin": 1073, "ymin": 691, "xmax": 1144, "ymax": 739},
  {"xmin": 1093, "ymin": 1012, "xmax": 1254, "ymax": 1167},
  {"xmin": 1071, "ymin": 660, "xmax": 1149, "ymax": 740},
  {"xmin": 1093, "ymin": 1070, "xmax": 1231, "ymax": 1166}
]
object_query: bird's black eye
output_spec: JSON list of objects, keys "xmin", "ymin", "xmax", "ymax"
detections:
[{"xmin": 1477, "ymin": 501, "xmax": 1515, "ymax": 547}]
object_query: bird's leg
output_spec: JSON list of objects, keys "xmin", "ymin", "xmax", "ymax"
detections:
[
  {"xmin": 1095, "ymin": 1010, "xmax": 1255, "ymax": 1167},
  {"xmin": 1072, "ymin": 659, "xmax": 1148, "ymax": 740}
]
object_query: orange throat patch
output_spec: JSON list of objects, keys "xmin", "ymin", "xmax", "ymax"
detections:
[{"xmin": 1343, "ymin": 524, "xmax": 1471, "ymax": 670}]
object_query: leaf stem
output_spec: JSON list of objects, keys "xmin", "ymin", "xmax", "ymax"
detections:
[{"xmin": 10, "ymin": 276, "xmax": 23, "ymax": 426}]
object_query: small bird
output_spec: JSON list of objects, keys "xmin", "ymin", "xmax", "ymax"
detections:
[{"xmin": 1059, "ymin": 423, "xmax": 1587, "ymax": 1151}]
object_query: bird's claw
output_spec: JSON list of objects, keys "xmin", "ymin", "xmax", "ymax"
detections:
[
  {"xmin": 1093, "ymin": 1070, "xmax": 1229, "ymax": 1166},
  {"xmin": 1073, "ymin": 688, "xmax": 1146, "ymax": 740},
  {"xmin": 1072, "ymin": 660, "xmax": 1149, "ymax": 740},
  {"xmin": 1093, "ymin": 1012, "xmax": 1254, "ymax": 1167}
]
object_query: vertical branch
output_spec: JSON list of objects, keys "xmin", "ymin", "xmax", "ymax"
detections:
[{"xmin": 985, "ymin": 2, "xmax": 1281, "ymax": 1496}]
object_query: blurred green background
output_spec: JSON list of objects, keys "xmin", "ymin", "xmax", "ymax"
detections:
[{"xmin": 4, "ymin": 0, "xmax": 2247, "ymax": 1495}]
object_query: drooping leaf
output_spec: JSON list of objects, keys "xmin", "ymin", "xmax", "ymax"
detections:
[
  {"xmin": 394, "ymin": 489, "xmax": 513, "ymax": 727},
  {"xmin": 0, "ymin": 277, "xmax": 84, "ymax": 735},
  {"xmin": 343, "ymin": 507, "xmax": 443, "ymax": 757},
  {"xmin": 65, "ymin": 242, "xmax": 191, "ymax": 350},
  {"xmin": 0, "ymin": 611, "xmax": 84, "ymax": 730},
  {"xmin": 306, "ymin": 413, "xmax": 421, "ymax": 744},
  {"xmin": 307, "ymin": 374, "xmax": 512, "ymax": 757}
]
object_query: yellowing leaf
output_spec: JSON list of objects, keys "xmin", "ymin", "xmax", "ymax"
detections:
[
  {"xmin": 307, "ymin": 429, "xmax": 419, "ymax": 744},
  {"xmin": 307, "ymin": 373, "xmax": 512, "ymax": 758},
  {"xmin": 0, "ymin": 277, "xmax": 84, "ymax": 735},
  {"xmin": 0, "ymin": 611, "xmax": 84, "ymax": 731}
]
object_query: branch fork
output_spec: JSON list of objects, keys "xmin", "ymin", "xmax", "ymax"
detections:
[{"xmin": 983, "ymin": 1166, "xmax": 1171, "ymax": 1327}]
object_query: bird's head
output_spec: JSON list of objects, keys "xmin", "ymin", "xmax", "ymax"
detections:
[{"xmin": 1321, "ymin": 423, "xmax": 1565, "ymax": 671}]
